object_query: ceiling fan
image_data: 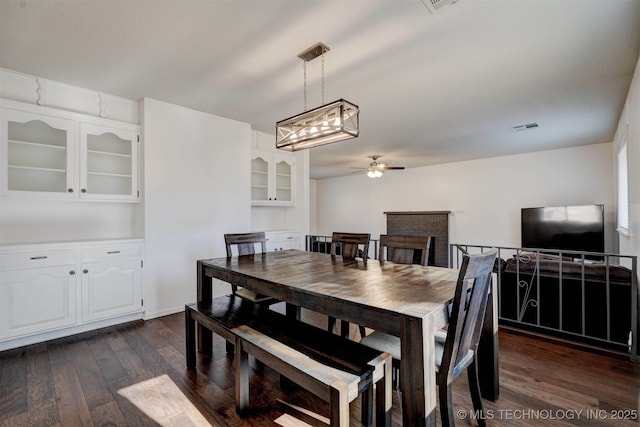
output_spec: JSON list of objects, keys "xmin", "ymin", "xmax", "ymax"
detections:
[{"xmin": 351, "ymin": 155, "xmax": 405, "ymax": 178}]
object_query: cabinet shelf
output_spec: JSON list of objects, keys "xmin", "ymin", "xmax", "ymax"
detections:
[
  {"xmin": 87, "ymin": 171, "xmax": 133, "ymax": 178},
  {"xmin": 9, "ymin": 140, "xmax": 67, "ymax": 150},
  {"xmin": 87, "ymin": 149, "xmax": 132, "ymax": 159},
  {"xmin": 251, "ymin": 184, "xmax": 268, "ymax": 189},
  {"xmin": 8, "ymin": 165, "xmax": 66, "ymax": 173}
]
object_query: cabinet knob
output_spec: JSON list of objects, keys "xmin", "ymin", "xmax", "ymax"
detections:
[
  {"xmin": 83, "ymin": 269, "xmax": 89, "ymax": 274},
  {"xmin": 81, "ymin": 189, "xmax": 87, "ymax": 193},
  {"xmin": 69, "ymin": 270, "xmax": 76, "ymax": 275},
  {"xmin": 67, "ymin": 188, "xmax": 74, "ymax": 193}
]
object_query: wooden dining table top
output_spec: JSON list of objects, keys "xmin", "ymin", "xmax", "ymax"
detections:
[{"xmin": 199, "ymin": 249, "xmax": 461, "ymax": 336}]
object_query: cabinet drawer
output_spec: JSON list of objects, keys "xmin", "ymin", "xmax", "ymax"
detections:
[
  {"xmin": 0, "ymin": 249, "xmax": 76, "ymax": 269},
  {"xmin": 81, "ymin": 244, "xmax": 143, "ymax": 262},
  {"xmin": 265, "ymin": 231, "xmax": 300, "ymax": 251}
]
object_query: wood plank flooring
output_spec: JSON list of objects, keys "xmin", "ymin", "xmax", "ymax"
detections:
[{"xmin": 1, "ymin": 305, "xmax": 638, "ymax": 426}]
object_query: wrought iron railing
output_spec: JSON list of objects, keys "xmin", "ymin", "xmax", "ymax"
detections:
[{"xmin": 450, "ymin": 244, "xmax": 638, "ymax": 360}]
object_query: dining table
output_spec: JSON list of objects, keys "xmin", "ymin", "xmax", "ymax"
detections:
[{"xmin": 196, "ymin": 249, "xmax": 499, "ymax": 427}]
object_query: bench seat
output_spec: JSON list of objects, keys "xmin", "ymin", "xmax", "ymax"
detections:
[{"xmin": 185, "ymin": 295, "xmax": 391, "ymax": 426}]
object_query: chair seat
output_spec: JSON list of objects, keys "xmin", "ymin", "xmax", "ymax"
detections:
[
  {"xmin": 235, "ymin": 288, "xmax": 278, "ymax": 304},
  {"xmin": 360, "ymin": 329, "xmax": 457, "ymax": 370}
]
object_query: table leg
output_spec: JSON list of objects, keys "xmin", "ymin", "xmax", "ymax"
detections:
[
  {"xmin": 185, "ymin": 307, "xmax": 196, "ymax": 368},
  {"xmin": 400, "ymin": 315, "xmax": 436, "ymax": 427},
  {"xmin": 197, "ymin": 261, "xmax": 213, "ymax": 355},
  {"xmin": 285, "ymin": 303, "xmax": 301, "ymax": 320},
  {"xmin": 477, "ymin": 278, "xmax": 499, "ymax": 401}
]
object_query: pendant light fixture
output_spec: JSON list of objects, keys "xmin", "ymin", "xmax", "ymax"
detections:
[{"xmin": 276, "ymin": 42, "xmax": 359, "ymax": 151}]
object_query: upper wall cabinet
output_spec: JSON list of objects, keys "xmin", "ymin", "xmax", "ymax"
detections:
[
  {"xmin": 1, "ymin": 100, "xmax": 140, "ymax": 201},
  {"xmin": 79, "ymin": 124, "xmax": 138, "ymax": 201},
  {"xmin": 251, "ymin": 151, "xmax": 295, "ymax": 206}
]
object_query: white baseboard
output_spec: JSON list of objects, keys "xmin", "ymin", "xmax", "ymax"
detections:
[{"xmin": 0, "ymin": 312, "xmax": 144, "ymax": 352}]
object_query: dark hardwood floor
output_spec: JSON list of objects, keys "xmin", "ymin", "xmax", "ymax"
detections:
[{"xmin": 1, "ymin": 305, "xmax": 638, "ymax": 426}]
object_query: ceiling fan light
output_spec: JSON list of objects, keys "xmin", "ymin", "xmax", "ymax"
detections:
[{"xmin": 367, "ymin": 169, "xmax": 383, "ymax": 178}]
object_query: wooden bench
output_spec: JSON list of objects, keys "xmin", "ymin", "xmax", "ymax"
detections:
[{"xmin": 185, "ymin": 295, "xmax": 391, "ymax": 427}]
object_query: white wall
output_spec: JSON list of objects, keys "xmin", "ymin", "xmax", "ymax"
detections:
[
  {"xmin": 0, "ymin": 198, "xmax": 141, "ymax": 244},
  {"xmin": 315, "ymin": 142, "xmax": 615, "ymax": 252},
  {"xmin": 142, "ymin": 98, "xmax": 251, "ymax": 318},
  {"xmin": 615, "ymin": 54, "xmax": 640, "ymax": 260}
]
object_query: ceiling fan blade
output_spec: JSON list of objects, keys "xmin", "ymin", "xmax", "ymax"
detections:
[
  {"xmin": 350, "ymin": 167, "xmax": 367, "ymax": 170},
  {"xmin": 382, "ymin": 166, "xmax": 405, "ymax": 170}
]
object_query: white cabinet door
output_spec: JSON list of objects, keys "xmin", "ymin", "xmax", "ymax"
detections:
[
  {"xmin": 1, "ymin": 108, "xmax": 76, "ymax": 198},
  {"xmin": 272, "ymin": 155, "xmax": 294, "ymax": 205},
  {"xmin": 0, "ymin": 265, "xmax": 77, "ymax": 340},
  {"xmin": 79, "ymin": 123, "xmax": 139, "ymax": 201},
  {"xmin": 251, "ymin": 154, "xmax": 270, "ymax": 203},
  {"xmin": 81, "ymin": 257, "xmax": 142, "ymax": 322},
  {"xmin": 251, "ymin": 152, "xmax": 295, "ymax": 206}
]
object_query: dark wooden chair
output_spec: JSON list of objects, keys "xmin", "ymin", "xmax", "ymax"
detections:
[
  {"xmin": 327, "ymin": 232, "xmax": 371, "ymax": 338},
  {"xmin": 360, "ymin": 249, "xmax": 498, "ymax": 426},
  {"xmin": 329, "ymin": 232, "xmax": 371, "ymax": 263},
  {"xmin": 224, "ymin": 232, "xmax": 278, "ymax": 305},
  {"xmin": 378, "ymin": 234, "xmax": 432, "ymax": 266}
]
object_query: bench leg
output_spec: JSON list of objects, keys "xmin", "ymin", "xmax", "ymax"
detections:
[
  {"xmin": 235, "ymin": 336, "xmax": 249, "ymax": 417},
  {"xmin": 185, "ymin": 306, "xmax": 196, "ymax": 369},
  {"xmin": 376, "ymin": 355, "xmax": 392, "ymax": 427},
  {"xmin": 361, "ymin": 385, "xmax": 373, "ymax": 427},
  {"xmin": 329, "ymin": 381, "xmax": 350, "ymax": 427}
]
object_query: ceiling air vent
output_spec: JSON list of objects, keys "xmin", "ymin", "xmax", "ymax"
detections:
[
  {"xmin": 421, "ymin": 0, "xmax": 458, "ymax": 14},
  {"xmin": 512, "ymin": 123, "xmax": 539, "ymax": 132}
]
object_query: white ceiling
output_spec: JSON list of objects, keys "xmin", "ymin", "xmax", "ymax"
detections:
[{"xmin": 1, "ymin": 0, "xmax": 639, "ymax": 179}]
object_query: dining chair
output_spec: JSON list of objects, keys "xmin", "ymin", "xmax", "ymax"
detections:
[
  {"xmin": 359, "ymin": 249, "xmax": 498, "ymax": 427},
  {"xmin": 327, "ymin": 232, "xmax": 371, "ymax": 338},
  {"xmin": 378, "ymin": 234, "xmax": 433, "ymax": 266},
  {"xmin": 355, "ymin": 234, "xmax": 434, "ymax": 344},
  {"xmin": 224, "ymin": 232, "xmax": 279, "ymax": 305}
]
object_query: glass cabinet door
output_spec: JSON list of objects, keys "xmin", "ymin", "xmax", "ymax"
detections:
[
  {"xmin": 79, "ymin": 124, "xmax": 138, "ymax": 201},
  {"xmin": 1, "ymin": 109, "xmax": 75, "ymax": 197},
  {"xmin": 274, "ymin": 159, "xmax": 292, "ymax": 203},
  {"xmin": 251, "ymin": 156, "xmax": 269, "ymax": 203}
]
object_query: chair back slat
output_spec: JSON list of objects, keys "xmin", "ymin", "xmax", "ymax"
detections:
[
  {"xmin": 330, "ymin": 232, "xmax": 371, "ymax": 262},
  {"xmin": 224, "ymin": 232, "xmax": 267, "ymax": 257},
  {"xmin": 378, "ymin": 234, "xmax": 432, "ymax": 266},
  {"xmin": 440, "ymin": 249, "xmax": 497, "ymax": 380}
]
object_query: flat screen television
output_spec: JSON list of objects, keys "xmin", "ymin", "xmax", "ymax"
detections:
[{"xmin": 521, "ymin": 204, "xmax": 605, "ymax": 254}]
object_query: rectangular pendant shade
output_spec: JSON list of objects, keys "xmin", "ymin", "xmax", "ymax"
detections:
[{"xmin": 276, "ymin": 99, "xmax": 359, "ymax": 151}]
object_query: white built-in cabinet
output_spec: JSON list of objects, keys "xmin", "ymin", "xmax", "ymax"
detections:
[
  {"xmin": 1, "ymin": 100, "xmax": 140, "ymax": 201},
  {"xmin": 264, "ymin": 230, "xmax": 301, "ymax": 251},
  {"xmin": 0, "ymin": 240, "xmax": 144, "ymax": 349},
  {"xmin": 251, "ymin": 151, "xmax": 295, "ymax": 206}
]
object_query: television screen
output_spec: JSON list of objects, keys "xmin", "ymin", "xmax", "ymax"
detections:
[{"xmin": 521, "ymin": 205, "xmax": 604, "ymax": 254}]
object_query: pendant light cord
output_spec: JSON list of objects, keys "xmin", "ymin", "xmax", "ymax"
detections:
[
  {"xmin": 321, "ymin": 50, "xmax": 325, "ymax": 105},
  {"xmin": 303, "ymin": 60, "xmax": 307, "ymax": 111}
]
